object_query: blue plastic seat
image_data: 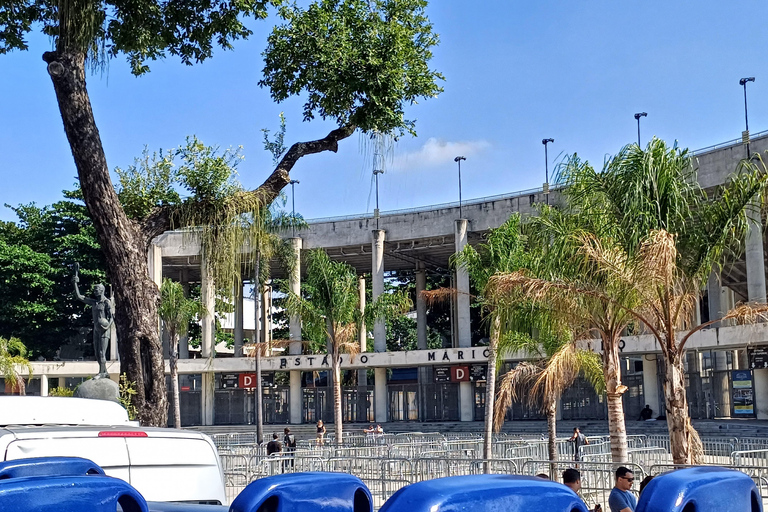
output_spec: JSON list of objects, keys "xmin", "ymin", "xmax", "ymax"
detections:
[
  {"xmin": 379, "ymin": 474, "xmax": 589, "ymax": 512},
  {"xmin": 0, "ymin": 456, "xmax": 104, "ymax": 479},
  {"xmin": 230, "ymin": 472, "xmax": 373, "ymax": 512},
  {"xmin": 637, "ymin": 466, "xmax": 762, "ymax": 512},
  {"xmin": 0, "ymin": 474, "xmax": 148, "ymax": 512}
]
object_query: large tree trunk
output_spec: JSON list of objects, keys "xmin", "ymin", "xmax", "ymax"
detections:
[
  {"xmin": 603, "ymin": 333, "xmax": 628, "ymax": 463},
  {"xmin": 546, "ymin": 396, "xmax": 558, "ymax": 462},
  {"xmin": 43, "ymin": 51, "xmax": 167, "ymax": 427},
  {"xmin": 482, "ymin": 316, "xmax": 500, "ymax": 471},
  {"xmin": 169, "ymin": 328, "xmax": 181, "ymax": 429},
  {"xmin": 665, "ymin": 349, "xmax": 691, "ymax": 464}
]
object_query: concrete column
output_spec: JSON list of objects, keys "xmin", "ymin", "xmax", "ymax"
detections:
[
  {"xmin": 415, "ymin": 262, "xmax": 428, "ymax": 350},
  {"xmin": 200, "ymin": 255, "xmax": 215, "ymax": 359},
  {"xmin": 454, "ymin": 220, "xmax": 471, "ymax": 348},
  {"xmin": 746, "ymin": 206, "xmax": 766, "ymax": 302},
  {"xmin": 289, "ymin": 238, "xmax": 303, "ymax": 353},
  {"xmin": 263, "ymin": 284, "xmax": 273, "ymax": 345},
  {"xmin": 707, "ymin": 273, "xmax": 723, "ymax": 328},
  {"xmin": 202, "ymin": 372, "xmax": 215, "ymax": 426},
  {"xmin": 642, "ymin": 356, "xmax": 660, "ymax": 418},
  {"xmin": 755, "ymin": 369, "xmax": 768, "ymax": 419},
  {"xmin": 289, "ymin": 238, "xmax": 303, "ymax": 425},
  {"xmin": 179, "ymin": 270, "xmax": 190, "ymax": 360},
  {"xmin": 372, "ymin": 230, "xmax": 388, "ymax": 423},
  {"xmin": 109, "ymin": 322, "xmax": 118, "ymax": 362},
  {"xmin": 714, "ymin": 350, "xmax": 731, "ymax": 416},
  {"xmin": 147, "ymin": 244, "xmax": 163, "ymax": 288},
  {"xmin": 358, "ymin": 276, "xmax": 367, "ymax": 386},
  {"xmin": 374, "ymin": 367, "xmax": 387, "ymax": 422},
  {"xmin": 372, "ymin": 230, "xmax": 386, "ymax": 351},
  {"xmin": 148, "ymin": 244, "xmax": 164, "ymax": 359},
  {"xmin": 455, "ymin": 219, "xmax": 473, "ymax": 421},
  {"xmin": 415, "ymin": 265, "xmax": 429, "ymax": 421},
  {"xmin": 40, "ymin": 374, "xmax": 48, "ymax": 397},
  {"xmin": 234, "ymin": 283, "xmax": 244, "ymax": 357}
]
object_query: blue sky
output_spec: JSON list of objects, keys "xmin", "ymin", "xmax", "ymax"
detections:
[{"xmin": 2, "ymin": 1, "xmax": 768, "ymax": 222}]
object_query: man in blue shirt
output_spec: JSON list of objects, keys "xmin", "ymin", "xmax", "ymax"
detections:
[{"xmin": 609, "ymin": 467, "xmax": 637, "ymax": 512}]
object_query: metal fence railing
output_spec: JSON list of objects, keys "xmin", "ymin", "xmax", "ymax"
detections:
[{"xmin": 213, "ymin": 431, "xmax": 768, "ymax": 508}]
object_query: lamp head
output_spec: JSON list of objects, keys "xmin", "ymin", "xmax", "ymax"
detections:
[
  {"xmin": 740, "ymin": 77, "xmax": 755, "ymax": 86},
  {"xmin": 289, "ymin": 179, "xmax": 300, "ymax": 185},
  {"xmin": 542, "ymin": 138, "xmax": 554, "ymax": 145},
  {"xmin": 634, "ymin": 112, "xmax": 647, "ymax": 120},
  {"xmin": 454, "ymin": 156, "xmax": 466, "ymax": 162}
]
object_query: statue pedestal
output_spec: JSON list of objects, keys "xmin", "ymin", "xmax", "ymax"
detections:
[{"xmin": 75, "ymin": 377, "xmax": 120, "ymax": 403}]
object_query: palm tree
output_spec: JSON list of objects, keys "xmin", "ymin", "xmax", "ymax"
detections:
[
  {"xmin": 0, "ymin": 337, "xmax": 33, "ymax": 395},
  {"xmin": 494, "ymin": 322, "xmax": 604, "ymax": 463},
  {"xmin": 506, "ymin": 139, "xmax": 768, "ymax": 464},
  {"xmin": 285, "ymin": 249, "xmax": 410, "ymax": 444},
  {"xmin": 448, "ymin": 215, "xmax": 530, "ymax": 463},
  {"xmin": 159, "ymin": 278, "xmax": 204, "ymax": 428},
  {"xmin": 488, "ymin": 202, "xmax": 638, "ymax": 463}
]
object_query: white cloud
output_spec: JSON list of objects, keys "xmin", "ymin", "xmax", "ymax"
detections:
[{"xmin": 391, "ymin": 138, "xmax": 491, "ymax": 171}]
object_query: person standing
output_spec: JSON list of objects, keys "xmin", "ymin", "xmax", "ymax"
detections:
[
  {"xmin": 283, "ymin": 427, "xmax": 296, "ymax": 471},
  {"xmin": 563, "ymin": 468, "xmax": 601, "ymax": 512},
  {"xmin": 568, "ymin": 427, "xmax": 590, "ymax": 461},
  {"xmin": 316, "ymin": 420, "xmax": 326, "ymax": 446},
  {"xmin": 266, "ymin": 433, "xmax": 282, "ymax": 456},
  {"xmin": 609, "ymin": 467, "xmax": 637, "ymax": 512}
]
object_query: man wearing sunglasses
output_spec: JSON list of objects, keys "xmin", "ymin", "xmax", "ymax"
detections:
[{"xmin": 609, "ymin": 467, "xmax": 637, "ymax": 512}]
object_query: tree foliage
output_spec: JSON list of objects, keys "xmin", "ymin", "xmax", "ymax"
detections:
[
  {"xmin": 0, "ymin": 0, "xmax": 277, "ymax": 73},
  {"xmin": 1, "ymin": 0, "xmax": 443, "ymax": 426},
  {"xmin": 0, "ymin": 336, "xmax": 33, "ymax": 395},
  {"xmin": 261, "ymin": 0, "xmax": 443, "ymax": 136},
  {"xmin": 0, "ymin": 189, "xmax": 107, "ymax": 358}
]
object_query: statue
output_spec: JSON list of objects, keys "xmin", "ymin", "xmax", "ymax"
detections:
[{"xmin": 72, "ymin": 263, "xmax": 113, "ymax": 378}]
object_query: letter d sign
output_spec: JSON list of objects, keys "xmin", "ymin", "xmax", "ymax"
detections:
[{"xmin": 451, "ymin": 365, "xmax": 470, "ymax": 382}]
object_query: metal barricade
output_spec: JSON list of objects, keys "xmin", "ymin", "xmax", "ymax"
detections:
[
  {"xmin": 521, "ymin": 460, "xmax": 646, "ymax": 511},
  {"xmin": 732, "ymin": 449, "xmax": 768, "ymax": 468},
  {"xmin": 378, "ymin": 459, "xmax": 414, "ymax": 509},
  {"xmin": 628, "ymin": 447, "xmax": 672, "ymax": 469}
]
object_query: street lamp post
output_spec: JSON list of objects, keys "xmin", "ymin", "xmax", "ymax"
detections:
[
  {"xmin": 454, "ymin": 156, "xmax": 466, "ymax": 218},
  {"xmin": 740, "ymin": 77, "xmax": 756, "ymax": 158},
  {"xmin": 289, "ymin": 179, "xmax": 299, "ymax": 237},
  {"xmin": 542, "ymin": 139, "xmax": 554, "ymax": 205},
  {"xmin": 373, "ymin": 169, "xmax": 384, "ymax": 229},
  {"xmin": 634, "ymin": 112, "xmax": 647, "ymax": 147}
]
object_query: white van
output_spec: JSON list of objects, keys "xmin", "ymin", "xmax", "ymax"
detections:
[{"xmin": 0, "ymin": 396, "xmax": 226, "ymax": 505}]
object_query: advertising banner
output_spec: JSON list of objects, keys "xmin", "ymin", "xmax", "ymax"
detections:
[{"xmin": 732, "ymin": 370, "xmax": 754, "ymax": 416}]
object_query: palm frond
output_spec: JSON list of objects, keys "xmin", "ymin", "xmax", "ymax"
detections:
[
  {"xmin": 421, "ymin": 287, "xmax": 458, "ymax": 307},
  {"xmin": 493, "ymin": 363, "xmax": 540, "ymax": 431},
  {"xmin": 532, "ymin": 343, "xmax": 581, "ymax": 405}
]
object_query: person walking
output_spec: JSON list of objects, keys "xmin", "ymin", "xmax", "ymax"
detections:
[
  {"xmin": 568, "ymin": 427, "xmax": 590, "ymax": 461},
  {"xmin": 563, "ymin": 468, "xmax": 602, "ymax": 512},
  {"xmin": 283, "ymin": 427, "xmax": 296, "ymax": 471},
  {"xmin": 266, "ymin": 433, "xmax": 282, "ymax": 456},
  {"xmin": 609, "ymin": 467, "xmax": 637, "ymax": 512},
  {"xmin": 316, "ymin": 420, "xmax": 326, "ymax": 446}
]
